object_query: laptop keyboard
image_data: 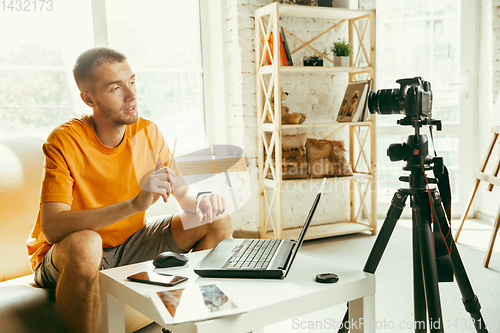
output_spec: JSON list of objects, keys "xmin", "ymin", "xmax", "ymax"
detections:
[{"xmin": 223, "ymin": 239, "xmax": 281, "ymax": 270}]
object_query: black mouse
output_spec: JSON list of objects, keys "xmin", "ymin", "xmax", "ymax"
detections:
[{"xmin": 153, "ymin": 252, "xmax": 189, "ymax": 268}]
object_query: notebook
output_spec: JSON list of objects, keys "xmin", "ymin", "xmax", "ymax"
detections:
[{"xmin": 194, "ymin": 178, "xmax": 325, "ymax": 279}]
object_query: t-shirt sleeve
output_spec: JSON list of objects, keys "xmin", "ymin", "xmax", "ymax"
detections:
[{"xmin": 40, "ymin": 142, "xmax": 74, "ymax": 206}]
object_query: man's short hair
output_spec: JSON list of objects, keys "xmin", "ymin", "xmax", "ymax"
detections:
[{"xmin": 73, "ymin": 47, "xmax": 127, "ymax": 92}]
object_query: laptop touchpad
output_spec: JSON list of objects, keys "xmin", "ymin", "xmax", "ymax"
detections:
[{"xmin": 214, "ymin": 239, "xmax": 243, "ymax": 253}]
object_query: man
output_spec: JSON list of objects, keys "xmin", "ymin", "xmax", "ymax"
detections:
[{"xmin": 27, "ymin": 47, "xmax": 232, "ymax": 333}]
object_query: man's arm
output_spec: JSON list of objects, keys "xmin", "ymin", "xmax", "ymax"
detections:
[
  {"xmin": 41, "ymin": 200, "xmax": 138, "ymax": 244},
  {"xmin": 171, "ymin": 175, "xmax": 197, "ymax": 213},
  {"xmin": 41, "ymin": 167, "xmax": 173, "ymax": 244}
]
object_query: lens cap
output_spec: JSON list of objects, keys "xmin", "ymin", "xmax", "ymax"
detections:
[{"xmin": 315, "ymin": 273, "xmax": 339, "ymax": 284}]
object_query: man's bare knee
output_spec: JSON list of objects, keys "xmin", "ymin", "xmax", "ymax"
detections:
[
  {"xmin": 211, "ymin": 214, "xmax": 233, "ymax": 239},
  {"xmin": 54, "ymin": 230, "xmax": 102, "ymax": 280}
]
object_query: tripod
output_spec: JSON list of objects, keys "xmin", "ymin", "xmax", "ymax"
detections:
[{"xmin": 339, "ymin": 126, "xmax": 488, "ymax": 333}]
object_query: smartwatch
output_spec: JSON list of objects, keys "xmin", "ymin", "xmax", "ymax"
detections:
[{"xmin": 196, "ymin": 191, "xmax": 212, "ymax": 205}]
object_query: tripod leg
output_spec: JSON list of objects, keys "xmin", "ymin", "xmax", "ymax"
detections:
[
  {"xmin": 413, "ymin": 217, "xmax": 427, "ymax": 333},
  {"xmin": 432, "ymin": 193, "xmax": 489, "ymax": 333},
  {"xmin": 412, "ymin": 192, "xmax": 444, "ymax": 333},
  {"xmin": 337, "ymin": 190, "xmax": 408, "ymax": 333},
  {"xmin": 364, "ymin": 190, "xmax": 408, "ymax": 273}
]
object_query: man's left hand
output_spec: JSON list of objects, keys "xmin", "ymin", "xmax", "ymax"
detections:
[{"xmin": 196, "ymin": 193, "xmax": 227, "ymax": 224}]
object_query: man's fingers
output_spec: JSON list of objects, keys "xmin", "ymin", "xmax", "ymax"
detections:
[
  {"xmin": 209, "ymin": 195, "xmax": 219, "ymax": 217},
  {"xmin": 157, "ymin": 166, "xmax": 176, "ymax": 191},
  {"xmin": 197, "ymin": 194, "xmax": 228, "ymax": 224},
  {"xmin": 203, "ymin": 198, "xmax": 214, "ymax": 222},
  {"xmin": 164, "ymin": 166, "xmax": 176, "ymax": 177},
  {"xmin": 206, "ymin": 205, "xmax": 213, "ymax": 223},
  {"xmin": 221, "ymin": 195, "xmax": 227, "ymax": 213},
  {"xmin": 148, "ymin": 180, "xmax": 170, "ymax": 202},
  {"xmin": 215, "ymin": 195, "xmax": 224, "ymax": 216},
  {"xmin": 151, "ymin": 185, "xmax": 169, "ymax": 202},
  {"xmin": 197, "ymin": 208, "xmax": 204, "ymax": 223},
  {"xmin": 157, "ymin": 165, "xmax": 176, "ymax": 178},
  {"xmin": 146, "ymin": 180, "xmax": 171, "ymax": 194},
  {"xmin": 165, "ymin": 172, "xmax": 176, "ymax": 191}
]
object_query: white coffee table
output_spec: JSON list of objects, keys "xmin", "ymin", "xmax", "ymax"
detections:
[{"xmin": 99, "ymin": 250, "xmax": 375, "ymax": 333}]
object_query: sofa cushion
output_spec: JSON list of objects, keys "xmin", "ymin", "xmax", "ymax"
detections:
[
  {"xmin": 0, "ymin": 136, "xmax": 45, "ymax": 282},
  {"xmin": 0, "ymin": 285, "xmax": 65, "ymax": 332},
  {"xmin": 0, "ymin": 274, "xmax": 153, "ymax": 333}
]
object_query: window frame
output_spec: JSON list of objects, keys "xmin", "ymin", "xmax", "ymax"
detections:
[
  {"xmin": 375, "ymin": 0, "xmax": 478, "ymax": 218},
  {"xmin": 92, "ymin": 0, "xmax": 230, "ymax": 159}
]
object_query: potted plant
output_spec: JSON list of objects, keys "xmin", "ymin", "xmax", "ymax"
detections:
[{"xmin": 331, "ymin": 39, "xmax": 353, "ymax": 66}]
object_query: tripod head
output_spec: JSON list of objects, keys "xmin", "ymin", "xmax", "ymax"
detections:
[{"xmin": 368, "ymin": 76, "xmax": 444, "ymax": 189}]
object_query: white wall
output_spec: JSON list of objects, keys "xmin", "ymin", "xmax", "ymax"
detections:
[{"xmin": 476, "ymin": 0, "xmax": 500, "ymax": 220}]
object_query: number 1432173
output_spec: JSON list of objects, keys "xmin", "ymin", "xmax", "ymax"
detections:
[{"xmin": 1, "ymin": 0, "xmax": 53, "ymax": 11}]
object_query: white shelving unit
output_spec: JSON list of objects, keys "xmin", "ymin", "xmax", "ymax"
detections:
[{"xmin": 255, "ymin": 2, "xmax": 377, "ymax": 240}]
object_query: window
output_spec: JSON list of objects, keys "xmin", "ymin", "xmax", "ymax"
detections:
[
  {"xmin": 375, "ymin": 0, "xmax": 476, "ymax": 217},
  {"xmin": 0, "ymin": 0, "xmax": 212, "ymax": 157},
  {"xmin": 0, "ymin": 1, "xmax": 94, "ymax": 138},
  {"xmin": 103, "ymin": 0, "xmax": 207, "ymax": 156}
]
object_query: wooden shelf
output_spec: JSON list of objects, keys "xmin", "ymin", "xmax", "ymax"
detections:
[
  {"xmin": 256, "ymin": 2, "xmax": 377, "ymax": 240},
  {"xmin": 263, "ymin": 173, "xmax": 372, "ymax": 188},
  {"xmin": 256, "ymin": 3, "xmax": 372, "ymax": 21},
  {"xmin": 261, "ymin": 221, "xmax": 374, "ymax": 240},
  {"xmin": 258, "ymin": 65, "xmax": 373, "ymax": 75},
  {"xmin": 261, "ymin": 121, "xmax": 372, "ymax": 131}
]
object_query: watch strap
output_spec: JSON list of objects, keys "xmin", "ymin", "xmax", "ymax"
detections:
[{"xmin": 196, "ymin": 191, "xmax": 212, "ymax": 205}]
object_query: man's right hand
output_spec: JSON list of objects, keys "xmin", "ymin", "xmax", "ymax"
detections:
[{"xmin": 132, "ymin": 166, "xmax": 176, "ymax": 212}]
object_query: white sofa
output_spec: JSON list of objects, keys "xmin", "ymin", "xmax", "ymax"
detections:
[{"xmin": 0, "ymin": 136, "xmax": 152, "ymax": 333}]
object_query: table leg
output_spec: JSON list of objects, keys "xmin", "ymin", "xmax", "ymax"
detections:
[
  {"xmin": 349, "ymin": 295, "xmax": 375, "ymax": 333},
  {"xmin": 101, "ymin": 291, "xmax": 126, "ymax": 333}
]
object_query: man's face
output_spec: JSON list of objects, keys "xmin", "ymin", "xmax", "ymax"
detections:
[{"xmin": 91, "ymin": 61, "xmax": 138, "ymax": 126}]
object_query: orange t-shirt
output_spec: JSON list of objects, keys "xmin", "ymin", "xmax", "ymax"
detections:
[{"xmin": 27, "ymin": 115, "xmax": 180, "ymax": 271}]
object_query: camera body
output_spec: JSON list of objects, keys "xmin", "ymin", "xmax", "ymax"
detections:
[{"xmin": 368, "ymin": 77, "xmax": 433, "ymax": 118}]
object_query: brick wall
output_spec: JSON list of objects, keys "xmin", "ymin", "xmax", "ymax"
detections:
[{"xmin": 226, "ymin": 0, "xmax": 361, "ymax": 234}]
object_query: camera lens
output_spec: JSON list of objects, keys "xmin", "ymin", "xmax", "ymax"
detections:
[{"xmin": 368, "ymin": 89, "xmax": 402, "ymax": 115}]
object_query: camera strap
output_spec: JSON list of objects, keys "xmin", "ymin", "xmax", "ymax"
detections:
[
  {"xmin": 429, "ymin": 125, "xmax": 454, "ymax": 282},
  {"xmin": 433, "ymin": 168, "xmax": 454, "ymax": 282},
  {"xmin": 429, "ymin": 125, "xmax": 452, "ymax": 221},
  {"xmin": 432, "ymin": 164, "xmax": 454, "ymax": 283}
]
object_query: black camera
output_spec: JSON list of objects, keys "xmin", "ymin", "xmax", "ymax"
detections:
[
  {"xmin": 368, "ymin": 77, "xmax": 433, "ymax": 118},
  {"xmin": 303, "ymin": 56, "xmax": 323, "ymax": 66}
]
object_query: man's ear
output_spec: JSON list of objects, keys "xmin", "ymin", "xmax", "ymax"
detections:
[{"xmin": 80, "ymin": 91, "xmax": 96, "ymax": 108}]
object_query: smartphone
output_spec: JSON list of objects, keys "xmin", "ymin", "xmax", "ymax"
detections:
[{"xmin": 127, "ymin": 271, "xmax": 188, "ymax": 287}]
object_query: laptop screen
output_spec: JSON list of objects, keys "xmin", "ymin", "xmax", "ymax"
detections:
[{"xmin": 284, "ymin": 178, "xmax": 325, "ymax": 277}]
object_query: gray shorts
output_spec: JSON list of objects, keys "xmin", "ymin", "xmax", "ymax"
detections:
[{"xmin": 34, "ymin": 215, "xmax": 184, "ymax": 288}]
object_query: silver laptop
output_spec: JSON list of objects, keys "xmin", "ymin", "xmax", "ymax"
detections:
[{"xmin": 194, "ymin": 178, "xmax": 325, "ymax": 279}]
